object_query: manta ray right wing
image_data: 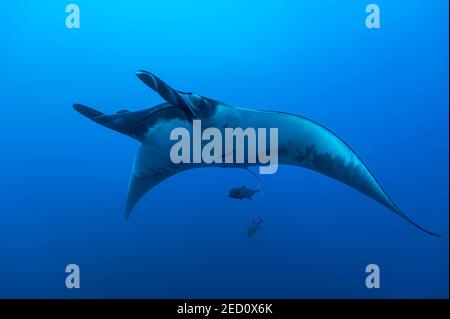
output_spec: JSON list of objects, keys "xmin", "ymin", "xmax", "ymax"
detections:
[{"xmin": 125, "ymin": 144, "xmax": 186, "ymax": 219}]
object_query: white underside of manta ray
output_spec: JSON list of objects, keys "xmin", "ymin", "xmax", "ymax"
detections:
[{"xmin": 73, "ymin": 70, "xmax": 440, "ymax": 236}]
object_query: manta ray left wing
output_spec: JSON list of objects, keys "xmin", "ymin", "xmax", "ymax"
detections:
[{"xmin": 125, "ymin": 144, "xmax": 186, "ymax": 219}]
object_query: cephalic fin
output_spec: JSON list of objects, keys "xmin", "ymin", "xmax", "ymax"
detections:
[{"xmin": 136, "ymin": 70, "xmax": 197, "ymax": 118}]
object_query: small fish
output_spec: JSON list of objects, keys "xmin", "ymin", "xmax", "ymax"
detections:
[
  {"xmin": 228, "ymin": 185, "xmax": 261, "ymax": 200},
  {"xmin": 247, "ymin": 217, "xmax": 264, "ymax": 237}
]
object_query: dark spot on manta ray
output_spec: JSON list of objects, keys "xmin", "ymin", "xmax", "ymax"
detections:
[
  {"xmin": 278, "ymin": 147, "xmax": 289, "ymax": 156},
  {"xmin": 295, "ymin": 144, "xmax": 372, "ymax": 195},
  {"xmin": 148, "ymin": 167, "xmax": 170, "ymax": 179}
]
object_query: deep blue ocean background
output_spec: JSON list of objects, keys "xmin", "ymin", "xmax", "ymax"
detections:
[{"xmin": 0, "ymin": 1, "xmax": 448, "ymax": 298}]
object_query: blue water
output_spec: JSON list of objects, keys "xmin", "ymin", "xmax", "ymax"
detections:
[{"xmin": 0, "ymin": 1, "xmax": 448, "ymax": 298}]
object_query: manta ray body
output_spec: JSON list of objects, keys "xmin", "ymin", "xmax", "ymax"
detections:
[{"xmin": 74, "ymin": 71, "xmax": 439, "ymax": 236}]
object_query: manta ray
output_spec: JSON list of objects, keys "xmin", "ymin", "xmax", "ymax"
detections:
[{"xmin": 74, "ymin": 70, "xmax": 439, "ymax": 236}]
